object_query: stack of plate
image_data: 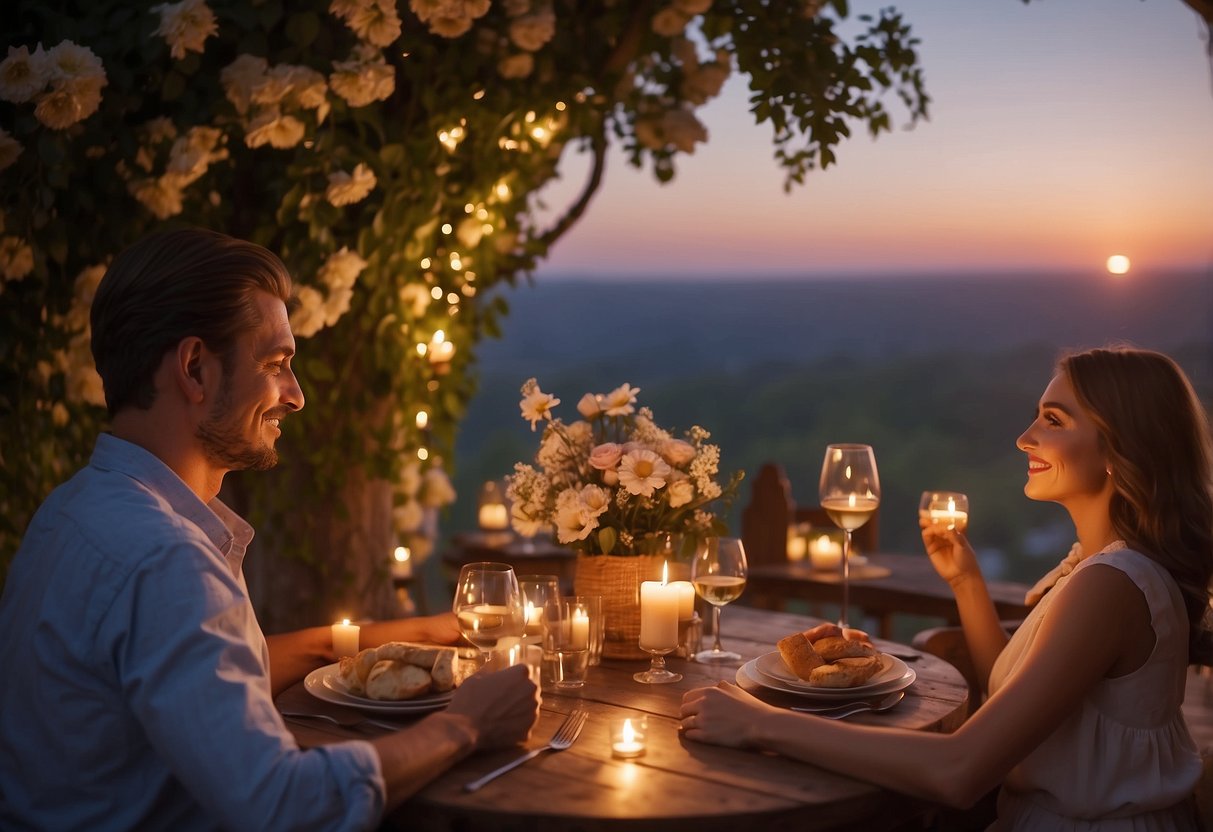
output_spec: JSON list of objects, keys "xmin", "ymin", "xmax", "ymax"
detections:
[
  {"xmin": 303, "ymin": 662, "xmax": 454, "ymax": 714},
  {"xmin": 736, "ymin": 651, "xmax": 916, "ymax": 704}
]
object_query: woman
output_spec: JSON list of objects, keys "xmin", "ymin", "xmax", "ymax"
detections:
[{"xmin": 680, "ymin": 346, "xmax": 1213, "ymax": 829}]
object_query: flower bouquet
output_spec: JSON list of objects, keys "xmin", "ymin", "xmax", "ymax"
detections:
[{"xmin": 507, "ymin": 379, "xmax": 743, "ymax": 657}]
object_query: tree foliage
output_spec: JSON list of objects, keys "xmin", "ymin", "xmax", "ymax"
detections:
[{"xmin": 0, "ymin": 0, "xmax": 928, "ymax": 594}]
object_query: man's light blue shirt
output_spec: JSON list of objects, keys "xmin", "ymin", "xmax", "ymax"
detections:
[{"xmin": 0, "ymin": 434, "xmax": 385, "ymax": 830}]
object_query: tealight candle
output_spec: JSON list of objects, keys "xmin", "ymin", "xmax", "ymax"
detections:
[
  {"xmin": 671, "ymin": 580, "xmax": 695, "ymax": 621},
  {"xmin": 920, "ymin": 491, "xmax": 970, "ymax": 532},
  {"xmin": 610, "ymin": 716, "xmax": 647, "ymax": 758},
  {"xmin": 390, "ymin": 546, "xmax": 412, "ymax": 580},
  {"xmin": 808, "ymin": 534, "xmax": 844, "ymax": 570},
  {"xmin": 331, "ymin": 619, "xmax": 360, "ymax": 657},
  {"xmin": 786, "ymin": 530, "xmax": 807, "ymax": 561},
  {"xmin": 478, "ymin": 502, "xmax": 509, "ymax": 530}
]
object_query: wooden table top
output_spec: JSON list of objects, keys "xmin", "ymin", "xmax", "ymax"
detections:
[
  {"xmin": 279, "ymin": 606, "xmax": 969, "ymax": 831},
  {"xmin": 747, "ymin": 552, "xmax": 1033, "ymax": 636}
]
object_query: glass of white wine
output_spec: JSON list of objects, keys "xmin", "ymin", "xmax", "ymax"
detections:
[
  {"xmin": 819, "ymin": 444, "xmax": 881, "ymax": 629},
  {"xmin": 692, "ymin": 537, "xmax": 748, "ymax": 663},
  {"xmin": 453, "ymin": 562, "xmax": 525, "ymax": 662},
  {"xmin": 919, "ymin": 491, "xmax": 969, "ymax": 531}
]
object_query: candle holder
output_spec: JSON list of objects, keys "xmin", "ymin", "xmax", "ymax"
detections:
[
  {"xmin": 610, "ymin": 715, "xmax": 648, "ymax": 758},
  {"xmin": 919, "ymin": 491, "xmax": 969, "ymax": 531},
  {"xmin": 477, "ymin": 480, "xmax": 510, "ymax": 531},
  {"xmin": 633, "ymin": 645, "xmax": 681, "ymax": 684}
]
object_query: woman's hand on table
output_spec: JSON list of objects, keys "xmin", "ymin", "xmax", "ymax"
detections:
[
  {"xmin": 680, "ymin": 682, "xmax": 780, "ymax": 748},
  {"xmin": 445, "ymin": 664, "xmax": 541, "ymax": 751}
]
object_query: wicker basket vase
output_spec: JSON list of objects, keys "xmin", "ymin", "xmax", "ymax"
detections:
[{"xmin": 573, "ymin": 551, "xmax": 693, "ymax": 660}]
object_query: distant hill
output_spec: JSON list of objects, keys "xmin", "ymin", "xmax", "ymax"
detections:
[{"xmin": 440, "ymin": 269, "xmax": 1211, "ymax": 585}]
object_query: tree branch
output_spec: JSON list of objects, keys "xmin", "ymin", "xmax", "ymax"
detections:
[{"xmin": 536, "ymin": 121, "xmax": 608, "ymax": 250}]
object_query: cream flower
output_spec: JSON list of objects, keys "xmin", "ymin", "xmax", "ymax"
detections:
[
  {"xmin": 33, "ymin": 86, "xmax": 83, "ymax": 130},
  {"xmin": 508, "ymin": 10, "xmax": 556, "ymax": 52},
  {"xmin": 0, "ymin": 127, "xmax": 22, "ymax": 172},
  {"xmin": 602, "ymin": 383, "xmax": 640, "ymax": 416},
  {"xmin": 519, "ymin": 378, "xmax": 560, "ymax": 431},
  {"xmin": 128, "ymin": 177, "xmax": 185, "ymax": 219},
  {"xmin": 577, "ymin": 392, "xmax": 602, "ymax": 419},
  {"xmin": 290, "ymin": 286, "xmax": 328, "ymax": 337},
  {"xmin": 329, "ymin": 50, "xmax": 395, "ymax": 107},
  {"xmin": 399, "ymin": 282, "xmax": 432, "ymax": 317},
  {"xmin": 346, "ymin": 0, "xmax": 403, "ymax": 47},
  {"xmin": 410, "ymin": 0, "xmax": 491, "ymax": 38},
  {"xmin": 399, "ymin": 461, "xmax": 423, "ymax": 495},
  {"xmin": 667, "ymin": 478, "xmax": 694, "ymax": 508},
  {"xmin": 617, "ymin": 449, "xmax": 671, "ymax": 497},
  {"xmin": 497, "ymin": 53, "xmax": 534, "ymax": 80},
  {"xmin": 455, "ymin": 217, "xmax": 483, "ymax": 249},
  {"xmin": 318, "ymin": 246, "xmax": 368, "ymax": 290},
  {"xmin": 0, "ymin": 236, "xmax": 34, "ymax": 281},
  {"xmin": 325, "ymin": 162, "xmax": 377, "ymax": 206},
  {"xmin": 152, "ymin": 0, "xmax": 220, "ymax": 60},
  {"xmin": 323, "ymin": 285, "xmax": 354, "ymax": 326},
  {"xmin": 286, "ymin": 65, "xmax": 328, "ymax": 110},
  {"xmin": 0, "ymin": 45, "xmax": 49, "ymax": 103},
  {"xmin": 554, "ymin": 489, "xmax": 597, "ymax": 543},
  {"xmin": 392, "ymin": 500, "xmax": 425, "ymax": 533},
  {"xmin": 659, "ymin": 438, "xmax": 697, "ymax": 467},
  {"xmin": 510, "ymin": 502, "xmax": 543, "ymax": 538},
  {"xmin": 221, "ymin": 54, "xmax": 268, "ymax": 115},
  {"xmin": 167, "ymin": 126, "xmax": 228, "ymax": 185},
  {"xmin": 578, "ymin": 484, "xmax": 611, "ymax": 517},
  {"xmin": 420, "ymin": 466, "xmax": 457, "ymax": 507},
  {"xmin": 244, "ymin": 108, "xmax": 306, "ymax": 149}
]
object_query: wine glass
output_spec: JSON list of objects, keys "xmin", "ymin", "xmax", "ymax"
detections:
[
  {"xmin": 691, "ymin": 537, "xmax": 748, "ymax": 663},
  {"xmin": 819, "ymin": 444, "xmax": 881, "ymax": 629},
  {"xmin": 919, "ymin": 491, "xmax": 969, "ymax": 532},
  {"xmin": 453, "ymin": 562, "xmax": 525, "ymax": 662}
]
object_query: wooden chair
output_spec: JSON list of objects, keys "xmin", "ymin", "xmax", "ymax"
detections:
[
  {"xmin": 911, "ymin": 621, "xmax": 1022, "ymax": 719},
  {"xmin": 740, "ymin": 462, "xmax": 879, "ymax": 610}
]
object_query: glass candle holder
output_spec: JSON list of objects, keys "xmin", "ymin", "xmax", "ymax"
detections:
[{"xmin": 610, "ymin": 715, "xmax": 647, "ymax": 759}]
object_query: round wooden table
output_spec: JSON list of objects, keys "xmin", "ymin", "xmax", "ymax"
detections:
[{"xmin": 281, "ymin": 606, "xmax": 968, "ymax": 831}]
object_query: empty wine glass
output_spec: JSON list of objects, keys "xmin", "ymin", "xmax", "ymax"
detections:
[
  {"xmin": 453, "ymin": 562, "xmax": 525, "ymax": 661},
  {"xmin": 819, "ymin": 444, "xmax": 881, "ymax": 629},
  {"xmin": 691, "ymin": 537, "xmax": 748, "ymax": 663}
]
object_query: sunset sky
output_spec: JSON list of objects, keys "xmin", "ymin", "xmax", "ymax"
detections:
[{"xmin": 534, "ymin": 0, "xmax": 1213, "ymax": 279}]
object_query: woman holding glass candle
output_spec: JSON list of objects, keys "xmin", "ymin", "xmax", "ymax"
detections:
[{"xmin": 681, "ymin": 347, "xmax": 1212, "ymax": 830}]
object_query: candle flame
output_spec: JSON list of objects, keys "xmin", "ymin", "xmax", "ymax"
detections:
[
  {"xmin": 848, "ymin": 493, "xmax": 856, "ymax": 508},
  {"xmin": 947, "ymin": 497, "xmax": 955, "ymax": 512},
  {"xmin": 341, "ymin": 618, "xmax": 350, "ymax": 626},
  {"xmin": 622, "ymin": 719, "xmax": 635, "ymax": 742},
  {"xmin": 844, "ymin": 464, "xmax": 852, "ymax": 479},
  {"xmin": 661, "ymin": 561, "xmax": 669, "ymax": 585},
  {"xmin": 393, "ymin": 546, "xmax": 410, "ymax": 563}
]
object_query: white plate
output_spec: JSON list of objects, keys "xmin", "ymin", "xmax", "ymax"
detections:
[
  {"xmin": 738, "ymin": 653, "xmax": 915, "ymax": 700},
  {"xmin": 754, "ymin": 650, "xmax": 908, "ymax": 693},
  {"xmin": 304, "ymin": 663, "xmax": 453, "ymax": 714}
]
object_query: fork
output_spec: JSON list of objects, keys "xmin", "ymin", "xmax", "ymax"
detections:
[
  {"xmin": 279, "ymin": 710, "xmax": 404, "ymax": 732},
  {"xmin": 790, "ymin": 691, "xmax": 905, "ymax": 719},
  {"xmin": 464, "ymin": 708, "xmax": 589, "ymax": 792}
]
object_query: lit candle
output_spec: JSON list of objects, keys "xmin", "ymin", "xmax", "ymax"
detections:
[
  {"xmin": 571, "ymin": 608, "xmax": 590, "ymax": 650},
  {"xmin": 786, "ymin": 528, "xmax": 807, "ymax": 561},
  {"xmin": 611, "ymin": 717, "xmax": 646, "ymax": 758},
  {"xmin": 331, "ymin": 619, "xmax": 360, "ymax": 657},
  {"xmin": 390, "ymin": 546, "xmax": 412, "ymax": 580},
  {"xmin": 671, "ymin": 581, "xmax": 695, "ymax": 621},
  {"xmin": 809, "ymin": 535, "xmax": 844, "ymax": 570},
  {"xmin": 927, "ymin": 497, "xmax": 969, "ymax": 530},
  {"xmin": 478, "ymin": 502, "xmax": 509, "ymax": 530},
  {"xmin": 639, "ymin": 562, "xmax": 680, "ymax": 651}
]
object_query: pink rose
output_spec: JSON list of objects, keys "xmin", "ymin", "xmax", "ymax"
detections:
[
  {"xmin": 659, "ymin": 439, "xmax": 696, "ymax": 467},
  {"xmin": 588, "ymin": 442, "xmax": 623, "ymax": 470}
]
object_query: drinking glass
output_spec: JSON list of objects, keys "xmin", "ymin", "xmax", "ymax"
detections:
[
  {"xmin": 919, "ymin": 491, "xmax": 969, "ymax": 532},
  {"xmin": 691, "ymin": 537, "xmax": 748, "ymax": 663},
  {"xmin": 819, "ymin": 444, "xmax": 881, "ymax": 629},
  {"xmin": 517, "ymin": 574, "xmax": 561, "ymax": 645},
  {"xmin": 543, "ymin": 597, "xmax": 592, "ymax": 688},
  {"xmin": 453, "ymin": 562, "xmax": 525, "ymax": 660}
]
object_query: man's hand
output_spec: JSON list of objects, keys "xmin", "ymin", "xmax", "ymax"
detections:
[{"xmin": 446, "ymin": 664, "xmax": 540, "ymax": 751}]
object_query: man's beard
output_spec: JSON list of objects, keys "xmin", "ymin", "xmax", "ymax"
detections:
[{"xmin": 196, "ymin": 383, "xmax": 279, "ymax": 472}]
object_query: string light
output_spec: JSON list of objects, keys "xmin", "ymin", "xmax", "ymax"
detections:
[
  {"xmin": 415, "ymin": 410, "xmax": 428, "ymax": 429},
  {"xmin": 430, "ymin": 286, "xmax": 443, "ymax": 299},
  {"xmin": 441, "ymin": 222, "xmax": 452, "ymax": 234}
]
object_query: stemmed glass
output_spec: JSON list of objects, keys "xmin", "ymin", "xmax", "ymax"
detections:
[
  {"xmin": 453, "ymin": 562, "xmax": 525, "ymax": 662},
  {"xmin": 691, "ymin": 537, "xmax": 749, "ymax": 663},
  {"xmin": 819, "ymin": 444, "xmax": 881, "ymax": 629}
]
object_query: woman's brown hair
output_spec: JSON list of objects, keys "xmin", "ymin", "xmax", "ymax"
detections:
[{"xmin": 1061, "ymin": 346, "xmax": 1213, "ymax": 661}]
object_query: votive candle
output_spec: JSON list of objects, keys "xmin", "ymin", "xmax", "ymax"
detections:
[{"xmin": 331, "ymin": 619, "xmax": 360, "ymax": 657}]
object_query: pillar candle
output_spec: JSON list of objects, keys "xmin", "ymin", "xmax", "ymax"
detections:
[
  {"xmin": 571, "ymin": 608, "xmax": 590, "ymax": 650},
  {"xmin": 331, "ymin": 619, "xmax": 360, "ymax": 657},
  {"xmin": 639, "ymin": 571, "xmax": 680, "ymax": 651}
]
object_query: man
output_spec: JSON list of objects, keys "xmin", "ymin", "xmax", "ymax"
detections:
[{"xmin": 0, "ymin": 228, "xmax": 539, "ymax": 830}]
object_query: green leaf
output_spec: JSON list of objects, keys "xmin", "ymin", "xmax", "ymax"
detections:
[
  {"xmin": 285, "ymin": 11, "xmax": 321, "ymax": 47},
  {"xmin": 597, "ymin": 526, "xmax": 617, "ymax": 555}
]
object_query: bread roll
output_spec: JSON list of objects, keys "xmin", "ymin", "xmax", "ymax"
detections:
[
  {"xmin": 777, "ymin": 632, "xmax": 825, "ymax": 680},
  {"xmin": 365, "ymin": 660, "xmax": 433, "ymax": 700},
  {"xmin": 807, "ymin": 655, "xmax": 882, "ymax": 688},
  {"xmin": 812, "ymin": 635, "xmax": 877, "ymax": 661}
]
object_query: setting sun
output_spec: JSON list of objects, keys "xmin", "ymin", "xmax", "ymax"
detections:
[{"xmin": 1106, "ymin": 254, "xmax": 1131, "ymax": 276}]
